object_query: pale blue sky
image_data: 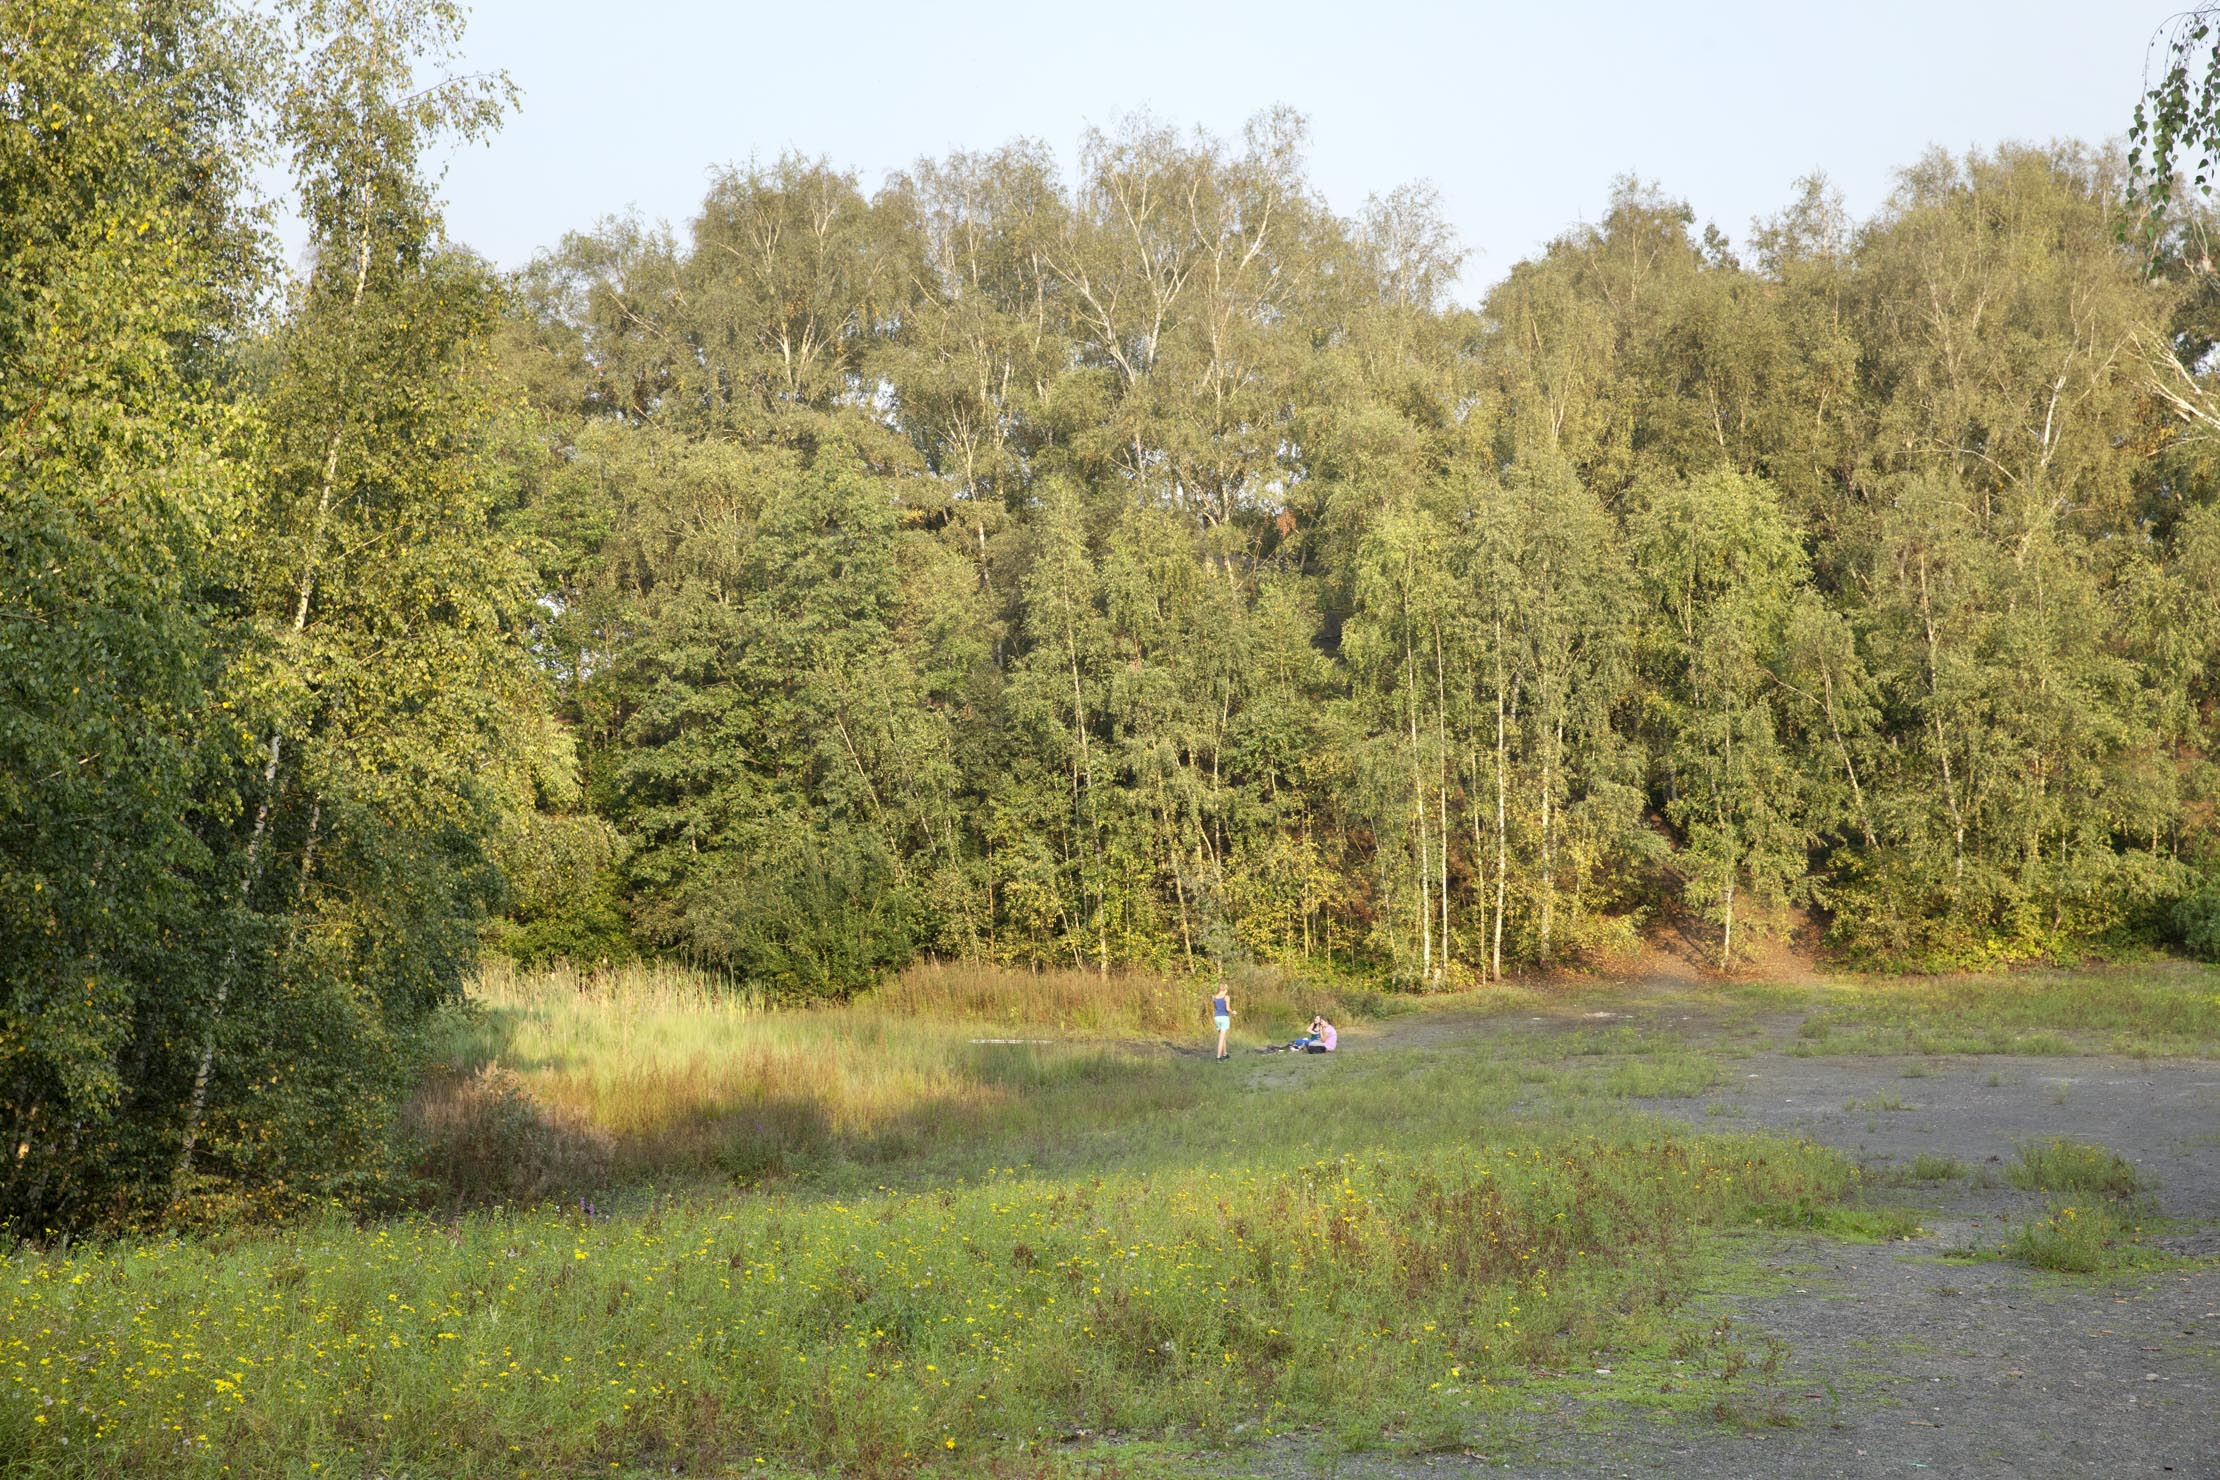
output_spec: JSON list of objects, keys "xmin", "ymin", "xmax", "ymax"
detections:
[{"xmin": 412, "ymin": 0, "xmax": 2178, "ymax": 300}]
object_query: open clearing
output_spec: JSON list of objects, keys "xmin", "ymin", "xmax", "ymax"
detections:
[
  {"xmin": 1234, "ymin": 987, "xmax": 2220, "ymax": 1479},
  {"xmin": 9, "ymin": 965, "xmax": 2219, "ymax": 1478}
]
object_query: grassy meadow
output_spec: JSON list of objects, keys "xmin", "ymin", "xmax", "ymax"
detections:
[
  {"xmin": 13, "ymin": 959, "xmax": 2217, "ymax": 1477},
  {"xmin": 2, "ymin": 960, "xmax": 1858, "ymax": 1477},
  {"xmin": 1783, "ymin": 963, "xmax": 2220, "ymax": 1057},
  {"xmin": 410, "ymin": 960, "xmax": 1397, "ymax": 1200}
]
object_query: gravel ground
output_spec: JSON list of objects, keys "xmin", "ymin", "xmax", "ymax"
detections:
[{"xmin": 1213, "ymin": 1008, "xmax": 2220, "ymax": 1480}]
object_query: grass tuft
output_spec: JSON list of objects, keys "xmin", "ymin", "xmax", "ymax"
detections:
[
  {"xmin": 874, "ymin": 959, "xmax": 1394, "ymax": 1038},
  {"xmin": 2000, "ymin": 1201, "xmax": 2155, "ymax": 1274},
  {"xmin": 2004, "ymin": 1139, "xmax": 2150, "ymax": 1201}
]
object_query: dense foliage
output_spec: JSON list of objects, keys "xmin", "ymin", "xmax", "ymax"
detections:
[
  {"xmin": 501, "ymin": 136, "xmax": 2220, "ymax": 991},
  {"xmin": 1, "ymin": 0, "xmax": 537, "ymax": 1235}
]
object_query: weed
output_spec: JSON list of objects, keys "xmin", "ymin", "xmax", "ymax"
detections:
[
  {"xmin": 2001, "ymin": 1201, "xmax": 2157, "ymax": 1274},
  {"xmin": 2005, "ymin": 1139, "xmax": 2149, "ymax": 1201},
  {"xmin": 0, "ymin": 1132, "xmax": 1852, "ymax": 1475},
  {"xmin": 1869, "ymin": 1154, "xmax": 1963, "ymax": 1187},
  {"xmin": 1906, "ymin": 1153, "xmax": 1964, "ymax": 1182}
]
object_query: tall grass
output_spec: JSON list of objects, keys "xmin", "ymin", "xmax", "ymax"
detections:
[
  {"xmin": 6, "ymin": 958, "xmax": 1876, "ymax": 1477},
  {"xmin": 873, "ymin": 957, "xmax": 1393, "ymax": 1037},
  {"xmin": 2000, "ymin": 1201, "xmax": 2153, "ymax": 1274},
  {"xmin": 416, "ymin": 960, "xmax": 1204, "ymax": 1199},
  {"xmin": 2005, "ymin": 1138, "xmax": 2150, "ymax": 1201}
]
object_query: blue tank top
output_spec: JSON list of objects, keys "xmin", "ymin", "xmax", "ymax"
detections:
[{"xmin": 1212, "ymin": 993, "xmax": 1229, "ymax": 1016}]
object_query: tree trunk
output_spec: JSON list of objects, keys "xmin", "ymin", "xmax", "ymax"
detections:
[
  {"xmin": 1492, "ymin": 616, "xmax": 1508, "ymax": 984},
  {"xmin": 1721, "ymin": 874, "xmax": 1736, "ymax": 971},
  {"xmin": 1063, "ymin": 622, "xmax": 1107, "ymax": 975},
  {"xmin": 1433, "ymin": 621, "xmax": 1451, "ymax": 981},
  {"xmin": 176, "ymin": 212, "xmax": 376, "ymax": 1191},
  {"xmin": 1467, "ymin": 731, "xmax": 1489, "ymax": 982},
  {"xmin": 1538, "ymin": 717, "xmax": 1557, "ymax": 967},
  {"xmin": 1406, "ymin": 633, "xmax": 1431, "ymax": 979},
  {"xmin": 1820, "ymin": 667, "xmax": 1878, "ymax": 849},
  {"xmin": 1916, "ymin": 557, "xmax": 1966, "ymax": 880}
]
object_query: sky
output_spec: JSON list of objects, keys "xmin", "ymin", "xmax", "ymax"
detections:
[{"xmin": 398, "ymin": 0, "xmax": 2180, "ymax": 303}]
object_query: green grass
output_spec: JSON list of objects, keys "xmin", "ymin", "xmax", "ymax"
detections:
[
  {"xmin": 1, "ymin": 1129, "xmax": 1850, "ymax": 1478},
  {"xmin": 18, "ymin": 959, "xmax": 2208, "ymax": 1476},
  {"xmin": 1551, "ymin": 1024, "xmax": 1663, "ymax": 1056},
  {"xmin": 1780, "ymin": 964, "xmax": 2220, "ymax": 1057},
  {"xmin": 1867, "ymin": 1153, "xmax": 1965, "ymax": 1188},
  {"xmin": 3, "ymin": 965, "xmax": 1864, "ymax": 1478},
  {"xmin": 2005, "ymin": 1139, "xmax": 2151, "ymax": 1201},
  {"xmin": 1999, "ymin": 1201, "xmax": 2161, "ymax": 1275},
  {"xmin": 1746, "ymin": 1196, "xmax": 1924, "ymax": 1242},
  {"xmin": 1591, "ymin": 1055, "xmax": 1724, "ymax": 1099},
  {"xmin": 1904, "ymin": 1154, "xmax": 1965, "ymax": 1183},
  {"xmin": 3, "ymin": 1135, "xmax": 1848, "ymax": 1476}
]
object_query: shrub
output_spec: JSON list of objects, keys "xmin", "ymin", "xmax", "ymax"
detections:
[
  {"xmin": 2173, "ymin": 875, "xmax": 2220, "ymax": 962},
  {"xmin": 406, "ymin": 1064, "xmax": 613, "ymax": 1206}
]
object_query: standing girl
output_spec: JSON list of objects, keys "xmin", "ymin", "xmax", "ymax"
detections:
[{"xmin": 1211, "ymin": 980, "xmax": 1235, "ymax": 1061}]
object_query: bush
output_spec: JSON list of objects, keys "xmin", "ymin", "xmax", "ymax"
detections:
[
  {"xmin": 485, "ymin": 812, "xmax": 638, "ymax": 968},
  {"xmin": 2173, "ymin": 875, "xmax": 2220, "ymax": 962},
  {"xmin": 406, "ymin": 1064, "xmax": 613, "ymax": 1206}
]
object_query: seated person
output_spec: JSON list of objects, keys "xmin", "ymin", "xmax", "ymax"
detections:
[{"xmin": 1283, "ymin": 1014, "xmax": 1338, "ymax": 1053}]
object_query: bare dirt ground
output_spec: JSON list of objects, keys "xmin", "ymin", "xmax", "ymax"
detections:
[{"xmin": 1222, "ymin": 996, "xmax": 2220, "ymax": 1480}]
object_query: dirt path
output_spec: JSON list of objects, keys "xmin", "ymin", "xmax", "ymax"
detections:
[{"xmin": 1229, "ymin": 1005, "xmax": 2220, "ymax": 1479}]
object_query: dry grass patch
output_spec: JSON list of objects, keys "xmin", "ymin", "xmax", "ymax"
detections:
[
  {"xmin": 875, "ymin": 958, "xmax": 1394, "ymax": 1038},
  {"xmin": 420, "ymin": 961, "xmax": 1200, "ymax": 1199}
]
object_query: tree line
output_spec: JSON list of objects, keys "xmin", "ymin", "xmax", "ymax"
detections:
[
  {"xmin": 7, "ymin": 0, "xmax": 2220, "ymax": 1234},
  {"xmin": 499, "ymin": 134, "xmax": 2220, "ymax": 995}
]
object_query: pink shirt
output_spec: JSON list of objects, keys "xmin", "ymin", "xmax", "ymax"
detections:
[{"xmin": 1320, "ymin": 1023, "xmax": 1337, "ymax": 1051}]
